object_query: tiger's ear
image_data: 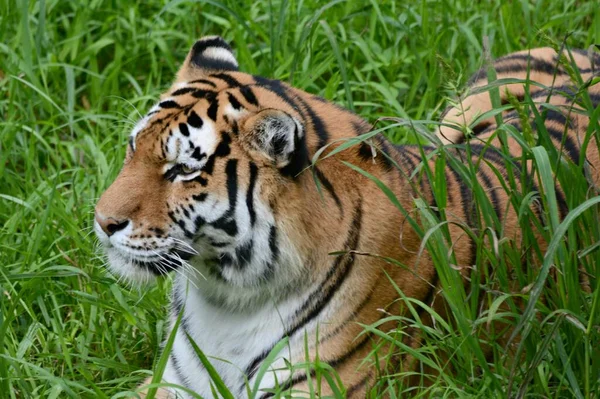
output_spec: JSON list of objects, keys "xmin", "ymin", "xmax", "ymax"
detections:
[
  {"xmin": 177, "ymin": 36, "xmax": 239, "ymax": 81},
  {"xmin": 241, "ymin": 109, "xmax": 307, "ymax": 177}
]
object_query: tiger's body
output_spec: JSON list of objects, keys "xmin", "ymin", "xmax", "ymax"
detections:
[{"xmin": 94, "ymin": 37, "xmax": 599, "ymax": 398}]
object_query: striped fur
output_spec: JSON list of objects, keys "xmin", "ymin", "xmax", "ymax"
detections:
[{"xmin": 94, "ymin": 38, "xmax": 600, "ymax": 397}]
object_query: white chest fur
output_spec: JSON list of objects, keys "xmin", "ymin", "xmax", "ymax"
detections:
[{"xmin": 162, "ymin": 275, "xmax": 319, "ymax": 398}]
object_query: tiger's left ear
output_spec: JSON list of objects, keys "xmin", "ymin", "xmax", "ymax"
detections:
[{"xmin": 177, "ymin": 36, "xmax": 239, "ymax": 81}]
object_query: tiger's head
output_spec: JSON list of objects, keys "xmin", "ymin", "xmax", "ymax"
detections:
[{"xmin": 94, "ymin": 36, "xmax": 367, "ymax": 294}]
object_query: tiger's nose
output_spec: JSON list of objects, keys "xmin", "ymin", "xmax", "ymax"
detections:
[{"xmin": 95, "ymin": 212, "xmax": 130, "ymax": 237}]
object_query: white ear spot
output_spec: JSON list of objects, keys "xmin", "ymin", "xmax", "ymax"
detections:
[{"xmin": 202, "ymin": 47, "xmax": 239, "ymax": 68}]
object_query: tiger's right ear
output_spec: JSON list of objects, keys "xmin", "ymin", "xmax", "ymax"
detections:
[
  {"xmin": 176, "ymin": 36, "xmax": 239, "ymax": 82},
  {"xmin": 240, "ymin": 109, "xmax": 308, "ymax": 178}
]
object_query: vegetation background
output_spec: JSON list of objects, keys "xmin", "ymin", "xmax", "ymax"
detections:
[{"xmin": 1, "ymin": 0, "xmax": 599, "ymax": 397}]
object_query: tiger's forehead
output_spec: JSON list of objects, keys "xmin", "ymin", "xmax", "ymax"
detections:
[
  {"xmin": 128, "ymin": 79, "xmax": 252, "ymax": 164},
  {"xmin": 128, "ymin": 73, "xmax": 300, "ymax": 160}
]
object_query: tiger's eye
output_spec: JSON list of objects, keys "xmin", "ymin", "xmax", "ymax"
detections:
[{"xmin": 180, "ymin": 165, "xmax": 196, "ymax": 174}]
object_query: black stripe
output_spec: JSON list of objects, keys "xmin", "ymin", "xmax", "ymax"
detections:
[
  {"xmin": 544, "ymin": 109, "xmax": 573, "ymax": 128},
  {"xmin": 260, "ymin": 225, "xmax": 279, "ymax": 282},
  {"xmin": 187, "ymin": 174, "xmax": 208, "ymax": 186},
  {"xmin": 374, "ymin": 137, "xmax": 395, "ymax": 171},
  {"xmin": 448, "ymin": 165, "xmax": 475, "ymax": 229},
  {"xmin": 279, "ymin": 123, "xmax": 309, "ymax": 178},
  {"xmin": 214, "ymin": 132, "xmax": 232, "ymax": 157},
  {"xmin": 352, "ymin": 120, "xmax": 371, "ymax": 135},
  {"xmin": 467, "ymin": 144, "xmax": 545, "ymax": 224},
  {"xmin": 187, "ymin": 110, "xmax": 204, "ymax": 129},
  {"xmin": 346, "ymin": 374, "xmax": 371, "ymax": 397},
  {"xmin": 298, "ymin": 95, "xmax": 329, "ymax": 149},
  {"xmin": 207, "ymin": 98, "xmax": 219, "ymax": 121},
  {"xmin": 545, "ymin": 125, "xmax": 580, "ymax": 163},
  {"xmin": 268, "ymin": 225, "xmax": 278, "ymax": 262},
  {"xmin": 247, "ymin": 162, "xmax": 258, "ymax": 226},
  {"xmin": 203, "ymin": 154, "xmax": 215, "ymax": 175},
  {"xmin": 209, "ymin": 159, "xmax": 238, "ymax": 236},
  {"xmin": 494, "ymin": 60, "xmax": 562, "ymax": 76},
  {"xmin": 468, "ymin": 54, "xmax": 565, "ymax": 86},
  {"xmin": 239, "ymin": 86, "xmax": 259, "ymax": 106},
  {"xmin": 168, "ymin": 211, "xmax": 193, "ymax": 238},
  {"xmin": 234, "ymin": 240, "xmax": 253, "ymax": 269},
  {"xmin": 179, "ymin": 123, "xmax": 190, "ymax": 137},
  {"xmin": 467, "ymin": 144, "xmax": 520, "ymax": 172},
  {"xmin": 318, "ymin": 286, "xmax": 378, "ymax": 344},
  {"xmin": 159, "ymin": 100, "xmax": 181, "ymax": 109},
  {"xmin": 556, "ymin": 186, "xmax": 569, "ymax": 220},
  {"xmin": 191, "ymin": 89, "xmax": 215, "ymax": 99},
  {"xmin": 202, "ymin": 133, "xmax": 231, "ymax": 176},
  {"xmin": 210, "ymin": 72, "xmax": 242, "ymax": 87},
  {"xmin": 329, "ymin": 335, "xmax": 371, "ymax": 369},
  {"xmin": 357, "ymin": 142, "xmax": 374, "ymax": 162},
  {"xmin": 194, "ymin": 215, "xmax": 206, "ymax": 231},
  {"xmin": 314, "ymin": 168, "xmax": 343, "ymax": 212},
  {"xmin": 191, "ymin": 147, "xmax": 205, "ymax": 161},
  {"xmin": 245, "ymin": 201, "xmax": 362, "ymax": 383},
  {"xmin": 194, "ymin": 58, "xmax": 238, "ymax": 72},
  {"xmin": 543, "ymin": 110, "xmax": 580, "ymax": 162},
  {"xmin": 189, "ymin": 78, "xmax": 217, "ymax": 87},
  {"xmin": 227, "ymin": 92, "xmax": 243, "ymax": 110},
  {"xmin": 477, "ymin": 168, "xmax": 502, "ymax": 219},
  {"xmin": 466, "ymin": 67, "xmax": 487, "ymax": 86},
  {"xmin": 192, "ymin": 193, "xmax": 207, "ymax": 202},
  {"xmin": 398, "ymin": 146, "xmax": 418, "ymax": 171},
  {"xmin": 211, "ymin": 218, "xmax": 238, "ymax": 237},
  {"xmin": 172, "ymin": 87, "xmax": 196, "ymax": 96},
  {"xmin": 160, "ymin": 140, "xmax": 167, "ymax": 159},
  {"xmin": 222, "ymin": 158, "xmax": 239, "ymax": 214}
]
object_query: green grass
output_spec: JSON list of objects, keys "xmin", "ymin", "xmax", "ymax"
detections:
[{"xmin": 1, "ymin": 0, "xmax": 599, "ymax": 397}]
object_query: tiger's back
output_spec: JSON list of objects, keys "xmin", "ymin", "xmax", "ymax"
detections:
[{"xmin": 94, "ymin": 39, "xmax": 599, "ymax": 398}]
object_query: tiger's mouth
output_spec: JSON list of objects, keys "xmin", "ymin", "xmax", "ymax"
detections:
[
  {"xmin": 128, "ymin": 249, "xmax": 195, "ymax": 275},
  {"xmin": 103, "ymin": 244, "xmax": 198, "ymax": 281}
]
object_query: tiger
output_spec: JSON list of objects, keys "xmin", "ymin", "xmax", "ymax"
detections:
[{"xmin": 94, "ymin": 36, "xmax": 599, "ymax": 398}]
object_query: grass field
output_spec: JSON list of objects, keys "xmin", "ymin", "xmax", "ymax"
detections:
[{"xmin": 1, "ymin": 0, "xmax": 600, "ymax": 397}]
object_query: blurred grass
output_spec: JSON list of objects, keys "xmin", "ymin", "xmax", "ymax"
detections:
[{"xmin": 0, "ymin": 0, "xmax": 599, "ymax": 397}]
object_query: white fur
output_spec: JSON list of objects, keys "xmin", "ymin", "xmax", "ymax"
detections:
[
  {"xmin": 165, "ymin": 266, "xmax": 315, "ymax": 398},
  {"xmin": 202, "ymin": 46, "xmax": 239, "ymax": 68}
]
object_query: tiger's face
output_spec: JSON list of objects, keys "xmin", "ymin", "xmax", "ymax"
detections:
[{"xmin": 94, "ymin": 37, "xmax": 310, "ymax": 287}]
